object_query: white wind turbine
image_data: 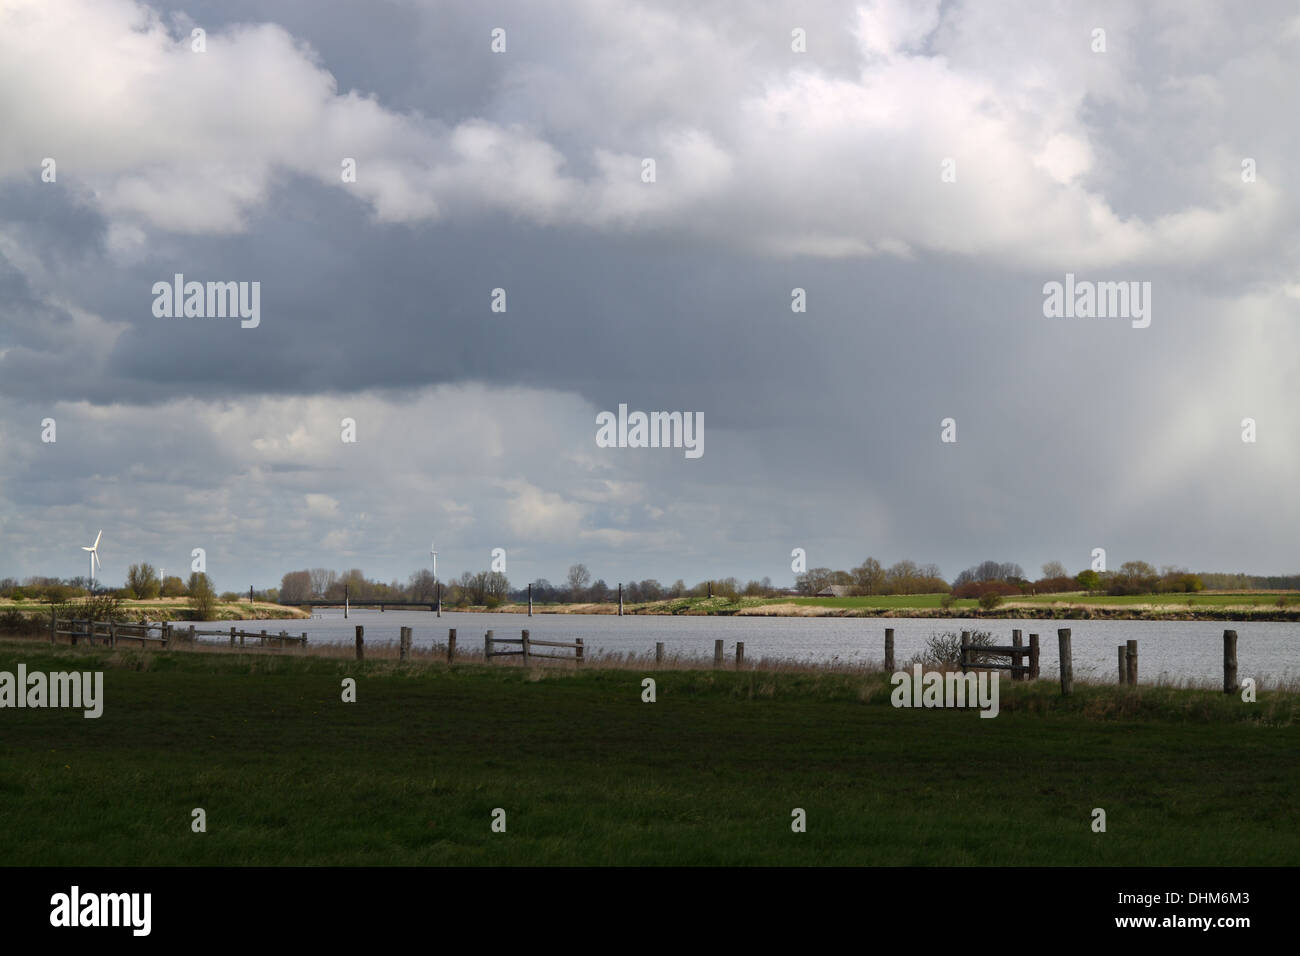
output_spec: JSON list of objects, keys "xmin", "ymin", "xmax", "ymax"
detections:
[{"xmin": 82, "ymin": 530, "xmax": 102, "ymax": 588}]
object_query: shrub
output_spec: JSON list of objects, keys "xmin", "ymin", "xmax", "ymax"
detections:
[
  {"xmin": 1031, "ymin": 575, "xmax": 1079, "ymax": 594},
  {"xmin": 0, "ymin": 608, "xmax": 39, "ymax": 633},
  {"xmin": 56, "ymin": 594, "xmax": 125, "ymax": 623},
  {"xmin": 953, "ymin": 580, "xmax": 1022, "ymax": 599},
  {"xmin": 939, "ymin": 592, "xmax": 955, "ymax": 609},
  {"xmin": 187, "ymin": 573, "xmax": 217, "ymax": 621},
  {"xmin": 921, "ymin": 630, "xmax": 995, "ymax": 668},
  {"xmin": 978, "ymin": 591, "xmax": 1003, "ymax": 610}
]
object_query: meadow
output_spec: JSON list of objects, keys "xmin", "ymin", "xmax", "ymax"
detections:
[{"xmin": 0, "ymin": 638, "xmax": 1295, "ymax": 866}]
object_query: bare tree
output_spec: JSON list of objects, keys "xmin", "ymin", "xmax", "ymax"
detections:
[
  {"xmin": 309, "ymin": 568, "xmax": 337, "ymax": 599},
  {"xmin": 566, "ymin": 563, "xmax": 591, "ymax": 601},
  {"xmin": 407, "ymin": 568, "xmax": 436, "ymax": 602}
]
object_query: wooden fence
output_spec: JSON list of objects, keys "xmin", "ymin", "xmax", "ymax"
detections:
[
  {"xmin": 46, "ymin": 611, "xmax": 306, "ymax": 650},
  {"xmin": 484, "ymin": 629, "xmax": 584, "ymax": 665},
  {"xmin": 953, "ymin": 627, "xmax": 1246, "ymax": 697},
  {"xmin": 191, "ymin": 626, "xmax": 308, "ymax": 648},
  {"xmin": 959, "ymin": 629, "xmax": 1039, "ymax": 681},
  {"xmin": 38, "ymin": 616, "xmax": 1253, "ymax": 693},
  {"xmin": 51, "ymin": 616, "xmax": 173, "ymax": 647}
]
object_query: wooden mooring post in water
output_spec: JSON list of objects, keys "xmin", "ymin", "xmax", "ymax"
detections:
[
  {"xmin": 1118, "ymin": 645, "xmax": 1128, "ymax": 684},
  {"xmin": 714, "ymin": 640, "xmax": 724, "ymax": 668},
  {"xmin": 1223, "ymin": 629, "xmax": 1238, "ymax": 694},
  {"xmin": 656, "ymin": 642, "xmax": 664, "ymax": 665},
  {"xmin": 736, "ymin": 642, "xmax": 745, "ymax": 669},
  {"xmin": 884, "ymin": 628, "xmax": 895, "ymax": 671},
  {"xmin": 1058, "ymin": 628, "xmax": 1073, "ymax": 696},
  {"xmin": 355, "ymin": 625, "xmax": 364, "ymax": 661},
  {"xmin": 447, "ymin": 628, "xmax": 457, "ymax": 663},
  {"xmin": 1126, "ymin": 639, "xmax": 1138, "ymax": 686},
  {"xmin": 1028, "ymin": 633, "xmax": 1039, "ymax": 679}
]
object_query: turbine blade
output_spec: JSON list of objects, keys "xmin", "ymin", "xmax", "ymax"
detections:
[
  {"xmin": 93, "ymin": 530, "xmax": 102, "ymax": 548},
  {"xmin": 82, "ymin": 546, "xmax": 94, "ymax": 551}
]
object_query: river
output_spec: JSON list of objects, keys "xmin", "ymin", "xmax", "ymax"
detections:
[{"xmin": 178, "ymin": 608, "xmax": 1300, "ymax": 687}]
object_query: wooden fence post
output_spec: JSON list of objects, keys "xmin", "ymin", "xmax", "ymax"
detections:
[
  {"xmin": 959, "ymin": 631, "xmax": 970, "ymax": 672},
  {"xmin": 49, "ymin": 606, "xmax": 56, "ymax": 644},
  {"xmin": 656, "ymin": 642, "xmax": 664, "ymax": 665},
  {"xmin": 355, "ymin": 625, "xmax": 364, "ymax": 661},
  {"xmin": 521, "ymin": 629, "xmax": 530, "ymax": 664},
  {"xmin": 485, "ymin": 629, "xmax": 494, "ymax": 662},
  {"xmin": 1058, "ymin": 628, "xmax": 1073, "ymax": 696},
  {"xmin": 1118, "ymin": 645, "xmax": 1128, "ymax": 684},
  {"xmin": 70, "ymin": 620, "xmax": 78, "ymax": 647},
  {"xmin": 108, "ymin": 622, "xmax": 116, "ymax": 648},
  {"xmin": 575, "ymin": 638, "xmax": 584, "ymax": 667},
  {"xmin": 1012, "ymin": 629, "xmax": 1023, "ymax": 680},
  {"xmin": 1028, "ymin": 633, "xmax": 1039, "ymax": 680},
  {"xmin": 884, "ymin": 628, "xmax": 895, "ymax": 672},
  {"xmin": 447, "ymin": 628, "xmax": 457, "ymax": 663},
  {"xmin": 399, "ymin": 626, "xmax": 409, "ymax": 661},
  {"xmin": 714, "ymin": 639, "xmax": 724, "ymax": 668},
  {"xmin": 1126, "ymin": 639, "xmax": 1138, "ymax": 686},
  {"xmin": 1223, "ymin": 630, "xmax": 1238, "ymax": 694},
  {"xmin": 736, "ymin": 641, "xmax": 745, "ymax": 669},
  {"xmin": 230, "ymin": 626, "xmax": 236, "ymax": 647}
]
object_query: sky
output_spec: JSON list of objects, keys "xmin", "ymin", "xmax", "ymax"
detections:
[{"xmin": 1, "ymin": 0, "xmax": 1298, "ymax": 593}]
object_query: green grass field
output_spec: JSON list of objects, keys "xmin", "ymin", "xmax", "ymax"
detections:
[
  {"xmin": 789, "ymin": 593, "xmax": 965, "ymax": 609},
  {"xmin": 0, "ymin": 597, "xmax": 307, "ymax": 622},
  {"xmin": 1, "ymin": 639, "xmax": 1296, "ymax": 866}
]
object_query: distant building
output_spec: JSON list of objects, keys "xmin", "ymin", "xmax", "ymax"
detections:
[{"xmin": 815, "ymin": 585, "xmax": 853, "ymax": 597}]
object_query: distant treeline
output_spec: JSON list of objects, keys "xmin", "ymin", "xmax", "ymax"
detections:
[
  {"xmin": 0, "ymin": 566, "xmax": 227, "ymax": 605},
  {"xmin": 797, "ymin": 558, "xmax": 1300, "ymax": 599},
  {"xmin": 275, "ymin": 564, "xmax": 781, "ymax": 607},
  {"xmin": 4, "ymin": 561, "xmax": 1298, "ymax": 609}
]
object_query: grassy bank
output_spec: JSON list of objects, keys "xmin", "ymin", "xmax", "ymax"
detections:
[
  {"xmin": 0, "ymin": 638, "xmax": 1296, "ymax": 866},
  {"xmin": 481, "ymin": 592, "xmax": 1300, "ymax": 621},
  {"xmin": 0, "ymin": 597, "xmax": 308, "ymax": 625}
]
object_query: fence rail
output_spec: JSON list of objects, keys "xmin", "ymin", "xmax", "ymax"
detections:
[
  {"xmin": 44, "ymin": 612, "xmax": 307, "ymax": 650},
  {"xmin": 49, "ymin": 616, "xmax": 173, "ymax": 647},
  {"xmin": 484, "ymin": 629, "xmax": 584, "ymax": 665},
  {"xmin": 959, "ymin": 629, "xmax": 1039, "ymax": 680},
  {"xmin": 191, "ymin": 626, "xmax": 308, "ymax": 648}
]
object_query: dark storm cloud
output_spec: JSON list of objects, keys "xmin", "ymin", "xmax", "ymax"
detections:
[{"xmin": 2, "ymin": 0, "xmax": 1299, "ymax": 589}]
